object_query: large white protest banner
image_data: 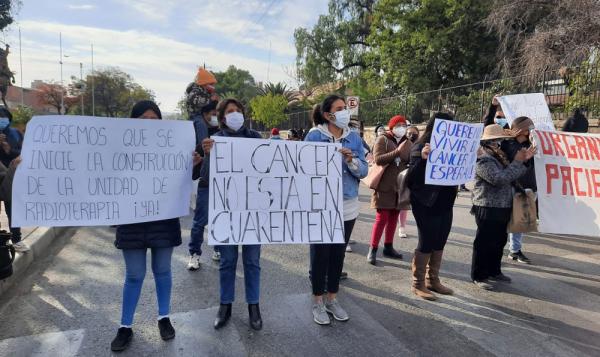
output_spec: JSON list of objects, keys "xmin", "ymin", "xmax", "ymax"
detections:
[
  {"xmin": 208, "ymin": 137, "xmax": 345, "ymax": 245},
  {"xmin": 12, "ymin": 116, "xmax": 195, "ymax": 227},
  {"xmin": 497, "ymin": 93, "xmax": 556, "ymax": 131},
  {"xmin": 532, "ymin": 130, "xmax": 600, "ymax": 237},
  {"xmin": 425, "ymin": 118, "xmax": 483, "ymax": 186}
]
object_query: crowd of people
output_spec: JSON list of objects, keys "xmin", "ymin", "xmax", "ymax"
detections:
[{"xmin": 0, "ymin": 66, "xmax": 593, "ymax": 353}]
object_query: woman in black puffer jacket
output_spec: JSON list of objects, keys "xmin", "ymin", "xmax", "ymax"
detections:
[{"xmin": 110, "ymin": 101, "xmax": 182, "ymax": 352}]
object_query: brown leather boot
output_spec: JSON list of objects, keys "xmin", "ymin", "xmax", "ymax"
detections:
[
  {"xmin": 411, "ymin": 251, "xmax": 437, "ymax": 301},
  {"xmin": 426, "ymin": 250, "xmax": 454, "ymax": 295}
]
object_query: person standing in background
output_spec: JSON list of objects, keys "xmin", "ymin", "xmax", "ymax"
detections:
[
  {"xmin": 0, "ymin": 107, "xmax": 26, "ymax": 252},
  {"xmin": 398, "ymin": 125, "xmax": 419, "ymax": 238}
]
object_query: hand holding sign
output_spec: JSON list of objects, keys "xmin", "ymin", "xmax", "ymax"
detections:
[
  {"xmin": 338, "ymin": 147, "xmax": 354, "ymax": 163},
  {"xmin": 421, "ymin": 143, "xmax": 431, "ymax": 159},
  {"xmin": 202, "ymin": 138, "xmax": 215, "ymax": 155}
]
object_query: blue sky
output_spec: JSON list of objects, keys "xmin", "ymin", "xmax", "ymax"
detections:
[{"xmin": 4, "ymin": 0, "xmax": 329, "ymax": 113}]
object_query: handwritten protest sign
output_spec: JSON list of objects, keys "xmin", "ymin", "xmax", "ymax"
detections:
[
  {"xmin": 425, "ymin": 119, "xmax": 483, "ymax": 186},
  {"xmin": 532, "ymin": 130, "xmax": 600, "ymax": 237},
  {"xmin": 497, "ymin": 93, "xmax": 555, "ymax": 131},
  {"xmin": 208, "ymin": 137, "xmax": 345, "ymax": 245},
  {"xmin": 12, "ymin": 116, "xmax": 195, "ymax": 227}
]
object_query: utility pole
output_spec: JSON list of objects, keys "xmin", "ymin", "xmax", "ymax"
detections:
[
  {"xmin": 91, "ymin": 44, "xmax": 95, "ymax": 116},
  {"xmin": 80, "ymin": 62, "xmax": 84, "ymax": 115},
  {"xmin": 59, "ymin": 33, "xmax": 64, "ymax": 114},
  {"xmin": 19, "ymin": 27, "xmax": 23, "ymax": 106}
]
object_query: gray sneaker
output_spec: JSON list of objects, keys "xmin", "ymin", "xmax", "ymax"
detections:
[
  {"xmin": 312, "ymin": 302, "xmax": 331, "ymax": 325},
  {"xmin": 325, "ymin": 299, "xmax": 349, "ymax": 321}
]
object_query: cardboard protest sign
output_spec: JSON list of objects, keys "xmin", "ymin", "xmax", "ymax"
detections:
[
  {"xmin": 497, "ymin": 93, "xmax": 555, "ymax": 131},
  {"xmin": 425, "ymin": 119, "xmax": 483, "ymax": 186},
  {"xmin": 532, "ymin": 130, "xmax": 600, "ymax": 237},
  {"xmin": 208, "ymin": 137, "xmax": 345, "ymax": 245},
  {"xmin": 12, "ymin": 116, "xmax": 195, "ymax": 227}
]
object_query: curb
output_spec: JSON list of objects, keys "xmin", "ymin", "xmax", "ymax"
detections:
[{"xmin": 0, "ymin": 226, "xmax": 76, "ymax": 297}]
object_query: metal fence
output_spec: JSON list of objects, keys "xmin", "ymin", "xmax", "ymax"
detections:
[{"xmin": 270, "ymin": 63, "xmax": 600, "ymax": 131}]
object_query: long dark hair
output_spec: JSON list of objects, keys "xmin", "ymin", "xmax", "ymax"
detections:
[
  {"xmin": 312, "ymin": 94, "xmax": 345, "ymax": 126},
  {"xmin": 130, "ymin": 100, "xmax": 162, "ymax": 119},
  {"xmin": 417, "ymin": 112, "xmax": 454, "ymax": 144}
]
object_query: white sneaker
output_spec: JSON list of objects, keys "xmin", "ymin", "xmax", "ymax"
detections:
[
  {"xmin": 345, "ymin": 245, "xmax": 353, "ymax": 252},
  {"xmin": 212, "ymin": 251, "xmax": 221, "ymax": 261},
  {"xmin": 13, "ymin": 241, "xmax": 30, "ymax": 253},
  {"xmin": 187, "ymin": 254, "xmax": 201, "ymax": 271},
  {"xmin": 398, "ymin": 227, "xmax": 408, "ymax": 238}
]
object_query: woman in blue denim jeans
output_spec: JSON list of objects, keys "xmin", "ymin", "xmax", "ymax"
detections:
[
  {"xmin": 199, "ymin": 98, "xmax": 264, "ymax": 331},
  {"xmin": 111, "ymin": 100, "xmax": 186, "ymax": 352}
]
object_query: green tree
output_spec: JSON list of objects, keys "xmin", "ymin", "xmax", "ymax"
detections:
[
  {"xmin": 69, "ymin": 67, "xmax": 155, "ymax": 117},
  {"xmin": 11, "ymin": 104, "xmax": 33, "ymax": 125},
  {"xmin": 0, "ymin": 0, "xmax": 19, "ymax": 31},
  {"xmin": 370, "ymin": 0, "xmax": 498, "ymax": 94},
  {"xmin": 294, "ymin": 0, "xmax": 375, "ymax": 88},
  {"xmin": 214, "ymin": 65, "xmax": 258, "ymax": 104},
  {"xmin": 250, "ymin": 94, "xmax": 288, "ymax": 128}
]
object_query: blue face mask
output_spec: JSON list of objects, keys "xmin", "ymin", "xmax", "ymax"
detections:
[
  {"xmin": 495, "ymin": 117, "xmax": 508, "ymax": 127},
  {"xmin": 0, "ymin": 118, "xmax": 9, "ymax": 131}
]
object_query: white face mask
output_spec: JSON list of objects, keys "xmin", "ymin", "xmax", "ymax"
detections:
[
  {"xmin": 393, "ymin": 126, "xmax": 406, "ymax": 138},
  {"xmin": 225, "ymin": 112, "xmax": 244, "ymax": 131},
  {"xmin": 208, "ymin": 115, "xmax": 219, "ymax": 127},
  {"xmin": 332, "ymin": 110, "xmax": 350, "ymax": 129},
  {"xmin": 0, "ymin": 118, "xmax": 9, "ymax": 131}
]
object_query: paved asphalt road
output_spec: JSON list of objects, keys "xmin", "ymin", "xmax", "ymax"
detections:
[{"xmin": 1, "ymin": 186, "xmax": 599, "ymax": 356}]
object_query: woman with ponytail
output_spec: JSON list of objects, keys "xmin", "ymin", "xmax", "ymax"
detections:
[{"xmin": 304, "ymin": 95, "xmax": 368, "ymax": 326}]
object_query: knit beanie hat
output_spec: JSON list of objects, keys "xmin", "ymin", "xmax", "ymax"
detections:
[
  {"xmin": 271, "ymin": 128, "xmax": 280, "ymax": 136},
  {"xmin": 388, "ymin": 115, "xmax": 407, "ymax": 130},
  {"xmin": 195, "ymin": 68, "xmax": 217, "ymax": 86}
]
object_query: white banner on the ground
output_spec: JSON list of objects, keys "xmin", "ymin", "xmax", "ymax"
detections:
[
  {"xmin": 497, "ymin": 93, "xmax": 556, "ymax": 131},
  {"xmin": 12, "ymin": 115, "xmax": 195, "ymax": 227},
  {"xmin": 425, "ymin": 118, "xmax": 483, "ymax": 186},
  {"xmin": 208, "ymin": 137, "xmax": 345, "ymax": 245},
  {"xmin": 532, "ymin": 130, "xmax": 600, "ymax": 237}
]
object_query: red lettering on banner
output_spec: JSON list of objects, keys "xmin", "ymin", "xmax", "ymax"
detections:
[
  {"xmin": 549, "ymin": 132, "xmax": 566, "ymax": 157},
  {"xmin": 574, "ymin": 168, "xmax": 586, "ymax": 196},
  {"xmin": 574, "ymin": 136, "xmax": 590, "ymax": 160},
  {"xmin": 546, "ymin": 164, "xmax": 559, "ymax": 194},
  {"xmin": 560, "ymin": 166, "xmax": 573, "ymax": 195},
  {"xmin": 585, "ymin": 136, "xmax": 600, "ymax": 161},
  {"xmin": 539, "ymin": 131, "xmax": 554, "ymax": 155},
  {"xmin": 545, "ymin": 164, "xmax": 600, "ymax": 198},
  {"xmin": 593, "ymin": 169, "xmax": 600, "ymax": 198}
]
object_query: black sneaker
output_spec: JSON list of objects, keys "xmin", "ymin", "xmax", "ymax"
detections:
[
  {"xmin": 158, "ymin": 317, "xmax": 175, "ymax": 340},
  {"xmin": 340, "ymin": 271, "xmax": 348, "ymax": 280},
  {"xmin": 509, "ymin": 251, "xmax": 531, "ymax": 264},
  {"xmin": 110, "ymin": 327, "xmax": 133, "ymax": 352}
]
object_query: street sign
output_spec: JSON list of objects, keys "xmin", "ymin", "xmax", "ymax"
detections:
[{"xmin": 347, "ymin": 96, "xmax": 359, "ymax": 116}]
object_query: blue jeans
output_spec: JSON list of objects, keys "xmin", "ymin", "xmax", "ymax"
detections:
[
  {"xmin": 189, "ymin": 187, "xmax": 209, "ymax": 255},
  {"xmin": 509, "ymin": 232, "xmax": 523, "ymax": 253},
  {"xmin": 218, "ymin": 245, "xmax": 261, "ymax": 304},
  {"xmin": 120, "ymin": 247, "xmax": 173, "ymax": 326}
]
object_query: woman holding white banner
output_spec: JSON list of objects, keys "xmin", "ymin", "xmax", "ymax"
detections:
[
  {"xmin": 200, "ymin": 98, "xmax": 264, "ymax": 331},
  {"xmin": 470, "ymin": 124, "xmax": 535, "ymax": 290},
  {"xmin": 111, "ymin": 101, "xmax": 180, "ymax": 352},
  {"xmin": 305, "ymin": 94, "xmax": 368, "ymax": 325},
  {"xmin": 406, "ymin": 113, "xmax": 458, "ymax": 301}
]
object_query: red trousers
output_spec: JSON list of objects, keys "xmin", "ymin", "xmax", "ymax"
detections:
[{"xmin": 370, "ymin": 209, "xmax": 400, "ymax": 248}]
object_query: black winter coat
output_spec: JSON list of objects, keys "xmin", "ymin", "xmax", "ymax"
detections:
[
  {"xmin": 501, "ymin": 139, "xmax": 537, "ymax": 192},
  {"xmin": 406, "ymin": 143, "xmax": 458, "ymax": 209},
  {"xmin": 115, "ymin": 219, "xmax": 182, "ymax": 249}
]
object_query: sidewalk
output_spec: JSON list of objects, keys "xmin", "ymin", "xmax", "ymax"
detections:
[{"xmin": 0, "ymin": 202, "xmax": 75, "ymax": 296}]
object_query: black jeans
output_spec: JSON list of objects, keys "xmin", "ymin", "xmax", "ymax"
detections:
[
  {"xmin": 3, "ymin": 201, "xmax": 21, "ymax": 243},
  {"xmin": 471, "ymin": 216, "xmax": 509, "ymax": 281},
  {"xmin": 412, "ymin": 203, "xmax": 453, "ymax": 254},
  {"xmin": 310, "ymin": 219, "xmax": 356, "ymax": 296}
]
